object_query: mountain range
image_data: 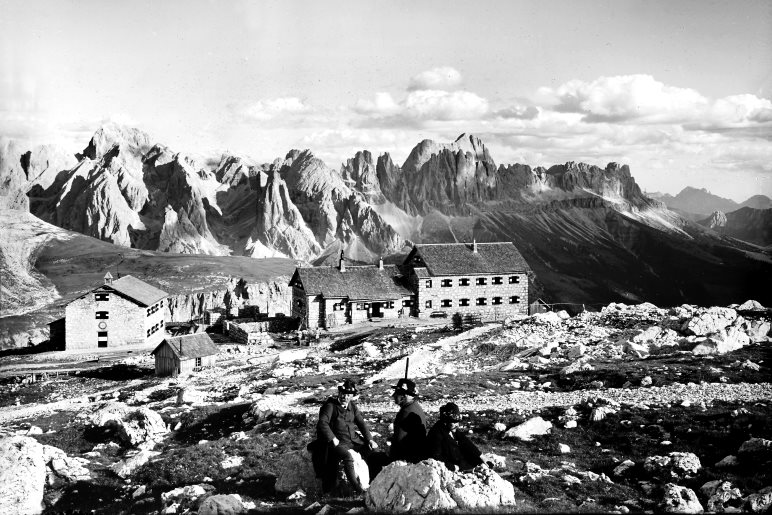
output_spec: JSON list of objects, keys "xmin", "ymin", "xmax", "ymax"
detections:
[
  {"xmin": 2, "ymin": 124, "xmax": 771, "ymax": 315},
  {"xmin": 650, "ymin": 187, "xmax": 771, "ymax": 219}
]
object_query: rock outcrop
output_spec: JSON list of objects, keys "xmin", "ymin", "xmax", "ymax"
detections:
[
  {"xmin": 88, "ymin": 403, "xmax": 168, "ymax": 447},
  {"xmin": 365, "ymin": 459, "xmax": 515, "ymax": 512},
  {"xmin": 0, "ymin": 436, "xmax": 46, "ymax": 515}
]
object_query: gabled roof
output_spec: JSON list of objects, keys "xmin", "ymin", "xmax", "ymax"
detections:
[
  {"xmin": 407, "ymin": 242, "xmax": 530, "ymax": 276},
  {"xmin": 152, "ymin": 333, "xmax": 219, "ymax": 359},
  {"xmin": 289, "ymin": 264, "xmax": 412, "ymax": 300},
  {"xmin": 101, "ymin": 275, "xmax": 167, "ymax": 306}
]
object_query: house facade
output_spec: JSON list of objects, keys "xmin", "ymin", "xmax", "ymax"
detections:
[
  {"xmin": 289, "ymin": 241, "xmax": 530, "ymax": 328},
  {"xmin": 64, "ymin": 273, "xmax": 167, "ymax": 350},
  {"xmin": 405, "ymin": 242, "xmax": 530, "ymax": 320},
  {"xmin": 289, "ymin": 256, "xmax": 413, "ymax": 329},
  {"xmin": 151, "ymin": 333, "xmax": 219, "ymax": 376}
]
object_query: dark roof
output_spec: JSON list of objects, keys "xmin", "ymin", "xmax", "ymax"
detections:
[
  {"xmin": 152, "ymin": 333, "xmax": 219, "ymax": 359},
  {"xmin": 290, "ymin": 264, "xmax": 412, "ymax": 300},
  {"xmin": 407, "ymin": 242, "xmax": 530, "ymax": 276},
  {"xmin": 103, "ymin": 275, "xmax": 167, "ymax": 306}
]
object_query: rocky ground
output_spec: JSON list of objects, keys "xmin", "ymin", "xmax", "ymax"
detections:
[{"xmin": 1, "ymin": 301, "xmax": 771, "ymax": 514}]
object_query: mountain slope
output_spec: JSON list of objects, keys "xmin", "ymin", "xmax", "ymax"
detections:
[{"xmin": 698, "ymin": 207, "xmax": 772, "ymax": 247}]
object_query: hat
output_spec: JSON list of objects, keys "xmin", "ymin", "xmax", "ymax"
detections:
[
  {"xmin": 439, "ymin": 402, "xmax": 461, "ymax": 422},
  {"xmin": 338, "ymin": 378, "xmax": 358, "ymax": 395},
  {"xmin": 391, "ymin": 378, "xmax": 418, "ymax": 397}
]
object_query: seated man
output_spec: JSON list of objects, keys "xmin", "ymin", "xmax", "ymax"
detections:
[
  {"xmin": 426, "ymin": 402, "xmax": 483, "ymax": 472},
  {"xmin": 315, "ymin": 378, "xmax": 377, "ymax": 494},
  {"xmin": 389, "ymin": 378, "xmax": 427, "ymax": 463}
]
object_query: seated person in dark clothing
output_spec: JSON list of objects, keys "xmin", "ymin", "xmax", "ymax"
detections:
[
  {"xmin": 315, "ymin": 378, "xmax": 377, "ymax": 494},
  {"xmin": 389, "ymin": 378, "xmax": 427, "ymax": 462},
  {"xmin": 426, "ymin": 402, "xmax": 483, "ymax": 472}
]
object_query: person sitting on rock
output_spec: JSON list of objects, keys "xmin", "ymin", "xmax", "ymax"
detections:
[
  {"xmin": 426, "ymin": 402, "xmax": 483, "ymax": 472},
  {"xmin": 315, "ymin": 378, "xmax": 377, "ymax": 494}
]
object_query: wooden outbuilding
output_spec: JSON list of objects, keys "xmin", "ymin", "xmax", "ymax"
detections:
[{"xmin": 151, "ymin": 333, "xmax": 219, "ymax": 377}]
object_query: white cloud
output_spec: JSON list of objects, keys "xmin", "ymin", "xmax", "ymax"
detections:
[
  {"xmin": 239, "ymin": 97, "xmax": 309, "ymax": 121},
  {"xmin": 403, "ymin": 90, "xmax": 489, "ymax": 121},
  {"xmin": 353, "ymin": 92, "xmax": 401, "ymax": 116},
  {"xmin": 407, "ymin": 66, "xmax": 463, "ymax": 91}
]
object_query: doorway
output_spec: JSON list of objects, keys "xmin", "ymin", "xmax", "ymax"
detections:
[{"xmin": 371, "ymin": 302, "xmax": 383, "ymax": 318}]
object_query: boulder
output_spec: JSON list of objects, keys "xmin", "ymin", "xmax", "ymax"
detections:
[
  {"xmin": 644, "ymin": 452, "xmax": 701, "ymax": 480},
  {"xmin": 275, "ymin": 348, "xmax": 309, "ymax": 364},
  {"xmin": 745, "ymin": 490, "xmax": 772, "ymax": 513},
  {"xmin": 0, "ymin": 436, "xmax": 46, "ymax": 515},
  {"xmin": 274, "ymin": 450, "xmax": 319, "ymax": 495},
  {"xmin": 738, "ymin": 300, "xmax": 765, "ymax": 311},
  {"xmin": 531, "ymin": 312, "xmax": 562, "ymax": 326},
  {"xmin": 613, "ymin": 459, "xmax": 635, "ymax": 477},
  {"xmin": 743, "ymin": 319, "xmax": 771, "ymax": 343},
  {"xmin": 691, "ymin": 326, "xmax": 750, "ymax": 355},
  {"xmin": 198, "ymin": 494, "xmax": 247, "ymax": 515},
  {"xmin": 111, "ymin": 450, "xmax": 160, "ymax": 478},
  {"xmin": 737, "ymin": 438, "xmax": 772, "ymax": 464},
  {"xmin": 715, "ymin": 455, "xmax": 738, "ymax": 468},
  {"xmin": 365, "ymin": 459, "xmax": 515, "ymax": 513},
  {"xmin": 504, "ymin": 417, "xmax": 552, "ymax": 441},
  {"xmin": 89, "ymin": 402, "xmax": 168, "ymax": 447},
  {"xmin": 700, "ymin": 480, "xmax": 742, "ymax": 512},
  {"xmin": 660, "ymin": 483, "xmax": 704, "ymax": 513},
  {"xmin": 567, "ymin": 344, "xmax": 586, "ymax": 359},
  {"xmin": 47, "ymin": 452, "xmax": 91, "ymax": 482},
  {"xmin": 177, "ymin": 387, "xmax": 206, "ymax": 405},
  {"xmin": 685, "ymin": 307, "xmax": 737, "ymax": 336}
]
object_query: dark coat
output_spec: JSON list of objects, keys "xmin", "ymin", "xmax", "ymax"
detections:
[
  {"xmin": 390, "ymin": 400, "xmax": 427, "ymax": 462},
  {"xmin": 426, "ymin": 420, "xmax": 483, "ymax": 471},
  {"xmin": 316, "ymin": 396, "xmax": 372, "ymax": 446}
]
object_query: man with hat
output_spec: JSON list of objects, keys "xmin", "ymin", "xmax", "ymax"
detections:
[
  {"xmin": 426, "ymin": 402, "xmax": 483, "ymax": 472},
  {"xmin": 315, "ymin": 378, "xmax": 377, "ymax": 494},
  {"xmin": 389, "ymin": 378, "xmax": 427, "ymax": 463}
]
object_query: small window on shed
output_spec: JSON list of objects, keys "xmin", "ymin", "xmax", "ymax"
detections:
[
  {"xmin": 509, "ymin": 276, "xmax": 520, "ymax": 284},
  {"xmin": 195, "ymin": 357, "xmax": 202, "ymax": 367},
  {"xmin": 476, "ymin": 297, "xmax": 487, "ymax": 306},
  {"xmin": 441, "ymin": 299, "xmax": 452, "ymax": 307},
  {"xmin": 95, "ymin": 292, "xmax": 109, "ymax": 301},
  {"xmin": 425, "ymin": 300, "xmax": 432, "ymax": 309},
  {"xmin": 459, "ymin": 298, "xmax": 470, "ymax": 306},
  {"xmin": 459, "ymin": 278, "xmax": 470, "ymax": 286},
  {"xmin": 492, "ymin": 297, "xmax": 502, "ymax": 305},
  {"xmin": 509, "ymin": 296, "xmax": 520, "ymax": 304},
  {"xmin": 476, "ymin": 277, "xmax": 487, "ymax": 286},
  {"xmin": 402, "ymin": 300, "xmax": 412, "ymax": 307},
  {"xmin": 441, "ymin": 279, "xmax": 452, "ymax": 287},
  {"xmin": 425, "ymin": 280, "xmax": 432, "ymax": 288},
  {"xmin": 492, "ymin": 277, "xmax": 503, "ymax": 285},
  {"xmin": 95, "ymin": 311, "xmax": 109, "ymax": 319},
  {"xmin": 388, "ymin": 301, "xmax": 395, "ymax": 309}
]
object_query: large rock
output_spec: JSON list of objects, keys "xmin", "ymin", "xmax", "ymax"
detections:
[
  {"xmin": 198, "ymin": 494, "xmax": 247, "ymax": 515},
  {"xmin": 737, "ymin": 438, "xmax": 772, "ymax": 465},
  {"xmin": 660, "ymin": 483, "xmax": 704, "ymax": 513},
  {"xmin": 685, "ymin": 307, "xmax": 737, "ymax": 336},
  {"xmin": 745, "ymin": 489, "xmax": 772, "ymax": 513},
  {"xmin": 43, "ymin": 444, "xmax": 91, "ymax": 482},
  {"xmin": 737, "ymin": 300, "xmax": 765, "ymax": 311},
  {"xmin": 88, "ymin": 402, "xmax": 168, "ymax": 447},
  {"xmin": 274, "ymin": 450, "xmax": 319, "ymax": 495},
  {"xmin": 365, "ymin": 459, "xmax": 515, "ymax": 513},
  {"xmin": 0, "ymin": 436, "xmax": 46, "ymax": 515},
  {"xmin": 177, "ymin": 387, "xmax": 206, "ymax": 405},
  {"xmin": 700, "ymin": 480, "xmax": 742, "ymax": 512},
  {"xmin": 504, "ymin": 417, "xmax": 552, "ymax": 441},
  {"xmin": 644, "ymin": 452, "xmax": 701, "ymax": 480},
  {"xmin": 111, "ymin": 450, "xmax": 160, "ymax": 478}
]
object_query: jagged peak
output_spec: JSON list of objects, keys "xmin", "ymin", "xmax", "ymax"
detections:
[{"xmin": 79, "ymin": 123, "xmax": 153, "ymax": 161}]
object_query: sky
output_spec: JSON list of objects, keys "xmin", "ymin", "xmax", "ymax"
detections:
[{"xmin": 1, "ymin": 0, "xmax": 771, "ymax": 201}]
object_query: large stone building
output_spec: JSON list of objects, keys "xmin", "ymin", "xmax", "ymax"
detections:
[
  {"xmin": 290, "ymin": 241, "xmax": 530, "ymax": 329},
  {"xmin": 63, "ymin": 273, "xmax": 167, "ymax": 350}
]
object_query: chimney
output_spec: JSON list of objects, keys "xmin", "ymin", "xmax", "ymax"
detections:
[
  {"xmin": 339, "ymin": 250, "xmax": 346, "ymax": 272},
  {"xmin": 472, "ymin": 239, "xmax": 478, "ymax": 253},
  {"xmin": 378, "ymin": 257, "xmax": 384, "ymax": 270},
  {"xmin": 104, "ymin": 271, "xmax": 113, "ymax": 285}
]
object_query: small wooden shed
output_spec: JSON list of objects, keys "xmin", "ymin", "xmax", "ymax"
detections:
[{"xmin": 151, "ymin": 333, "xmax": 219, "ymax": 377}]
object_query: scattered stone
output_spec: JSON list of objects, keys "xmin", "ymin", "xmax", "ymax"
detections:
[
  {"xmin": 365, "ymin": 459, "xmax": 515, "ymax": 512},
  {"xmin": 745, "ymin": 490, "xmax": 772, "ymax": 513},
  {"xmin": 564, "ymin": 420, "xmax": 577, "ymax": 429},
  {"xmin": 532, "ymin": 311, "xmax": 563, "ymax": 326},
  {"xmin": 493, "ymin": 423, "xmax": 506, "ymax": 432},
  {"xmin": 737, "ymin": 300, "xmax": 765, "ymax": 311},
  {"xmin": 198, "ymin": 494, "xmax": 247, "ymax": 515},
  {"xmin": 737, "ymin": 438, "xmax": 772, "ymax": 464},
  {"xmin": 659, "ymin": 483, "xmax": 704, "ymax": 513},
  {"xmin": 111, "ymin": 450, "xmax": 161, "ymax": 478},
  {"xmin": 220, "ymin": 455, "xmax": 244, "ymax": 469},
  {"xmin": 89, "ymin": 403, "xmax": 168, "ymax": 447},
  {"xmin": 613, "ymin": 460, "xmax": 635, "ymax": 477},
  {"xmin": 641, "ymin": 376, "xmax": 653, "ymax": 387},
  {"xmin": 701, "ymin": 480, "xmax": 742, "ymax": 512},
  {"xmin": 715, "ymin": 455, "xmax": 738, "ymax": 468},
  {"xmin": 644, "ymin": 452, "xmax": 701, "ymax": 480},
  {"xmin": 176, "ymin": 387, "xmax": 206, "ymax": 405},
  {"xmin": 685, "ymin": 307, "xmax": 737, "ymax": 336},
  {"xmin": 558, "ymin": 444, "xmax": 570, "ymax": 454},
  {"xmin": 504, "ymin": 417, "xmax": 552, "ymax": 441},
  {"xmin": 480, "ymin": 453, "xmax": 506, "ymax": 471},
  {"xmin": 132, "ymin": 485, "xmax": 146, "ymax": 499}
]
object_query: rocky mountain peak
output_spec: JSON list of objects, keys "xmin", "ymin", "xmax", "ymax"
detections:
[
  {"xmin": 340, "ymin": 150, "xmax": 384, "ymax": 203},
  {"xmin": 705, "ymin": 210, "xmax": 727, "ymax": 229},
  {"xmin": 77, "ymin": 123, "xmax": 153, "ymax": 161}
]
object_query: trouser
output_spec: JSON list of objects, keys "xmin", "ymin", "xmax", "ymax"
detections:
[
  {"xmin": 366, "ymin": 451, "xmax": 392, "ymax": 480},
  {"xmin": 322, "ymin": 442, "xmax": 370, "ymax": 494}
]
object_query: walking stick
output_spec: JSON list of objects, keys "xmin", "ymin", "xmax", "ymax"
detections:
[{"xmin": 405, "ymin": 357, "xmax": 409, "ymax": 379}]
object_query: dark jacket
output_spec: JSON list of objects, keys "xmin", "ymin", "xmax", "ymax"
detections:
[
  {"xmin": 390, "ymin": 400, "xmax": 427, "ymax": 462},
  {"xmin": 316, "ymin": 396, "xmax": 372, "ymax": 446},
  {"xmin": 426, "ymin": 420, "xmax": 483, "ymax": 471}
]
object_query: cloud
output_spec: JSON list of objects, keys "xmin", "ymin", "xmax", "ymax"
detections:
[
  {"xmin": 237, "ymin": 97, "xmax": 310, "ymax": 121},
  {"xmin": 407, "ymin": 66, "xmax": 463, "ymax": 91},
  {"xmin": 403, "ymin": 90, "xmax": 489, "ymax": 121},
  {"xmin": 492, "ymin": 105, "xmax": 540, "ymax": 120},
  {"xmin": 353, "ymin": 92, "xmax": 401, "ymax": 116}
]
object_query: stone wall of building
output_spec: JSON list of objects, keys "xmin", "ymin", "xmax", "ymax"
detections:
[
  {"xmin": 415, "ymin": 272, "xmax": 528, "ymax": 320},
  {"xmin": 65, "ymin": 292, "xmax": 165, "ymax": 350}
]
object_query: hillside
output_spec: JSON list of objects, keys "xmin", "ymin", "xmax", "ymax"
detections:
[{"xmin": 698, "ymin": 207, "xmax": 772, "ymax": 247}]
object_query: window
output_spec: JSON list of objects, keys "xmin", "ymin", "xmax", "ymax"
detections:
[
  {"xmin": 387, "ymin": 301, "xmax": 395, "ymax": 309},
  {"xmin": 195, "ymin": 357, "xmax": 202, "ymax": 367},
  {"xmin": 492, "ymin": 277, "xmax": 503, "ymax": 285},
  {"xmin": 440, "ymin": 299, "xmax": 452, "ymax": 307},
  {"xmin": 147, "ymin": 329, "xmax": 151, "ymax": 337},
  {"xmin": 94, "ymin": 292, "xmax": 109, "ymax": 301},
  {"xmin": 425, "ymin": 280, "xmax": 432, "ymax": 288},
  {"xmin": 509, "ymin": 296, "xmax": 520, "ymax": 304},
  {"xmin": 425, "ymin": 300, "xmax": 432, "ymax": 309},
  {"xmin": 459, "ymin": 298, "xmax": 470, "ymax": 306},
  {"xmin": 98, "ymin": 331, "xmax": 107, "ymax": 337},
  {"xmin": 476, "ymin": 277, "xmax": 487, "ymax": 286},
  {"xmin": 95, "ymin": 311, "xmax": 109, "ymax": 319},
  {"xmin": 402, "ymin": 300, "xmax": 412, "ymax": 307},
  {"xmin": 476, "ymin": 297, "xmax": 487, "ymax": 306},
  {"xmin": 459, "ymin": 278, "xmax": 470, "ymax": 286},
  {"xmin": 333, "ymin": 303, "xmax": 344, "ymax": 311},
  {"xmin": 509, "ymin": 276, "xmax": 520, "ymax": 284},
  {"xmin": 492, "ymin": 297, "xmax": 502, "ymax": 305},
  {"xmin": 441, "ymin": 279, "xmax": 452, "ymax": 287},
  {"xmin": 146, "ymin": 308, "xmax": 151, "ymax": 316}
]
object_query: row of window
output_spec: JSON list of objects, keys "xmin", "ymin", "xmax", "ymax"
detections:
[
  {"xmin": 95, "ymin": 292, "xmax": 110, "ymax": 302},
  {"xmin": 96, "ymin": 311, "xmax": 108, "ymax": 319},
  {"xmin": 146, "ymin": 323, "xmax": 161, "ymax": 337},
  {"xmin": 146, "ymin": 301, "xmax": 163, "ymax": 317},
  {"xmin": 426, "ymin": 276, "xmax": 520, "ymax": 288},
  {"xmin": 426, "ymin": 296, "xmax": 519, "ymax": 309}
]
